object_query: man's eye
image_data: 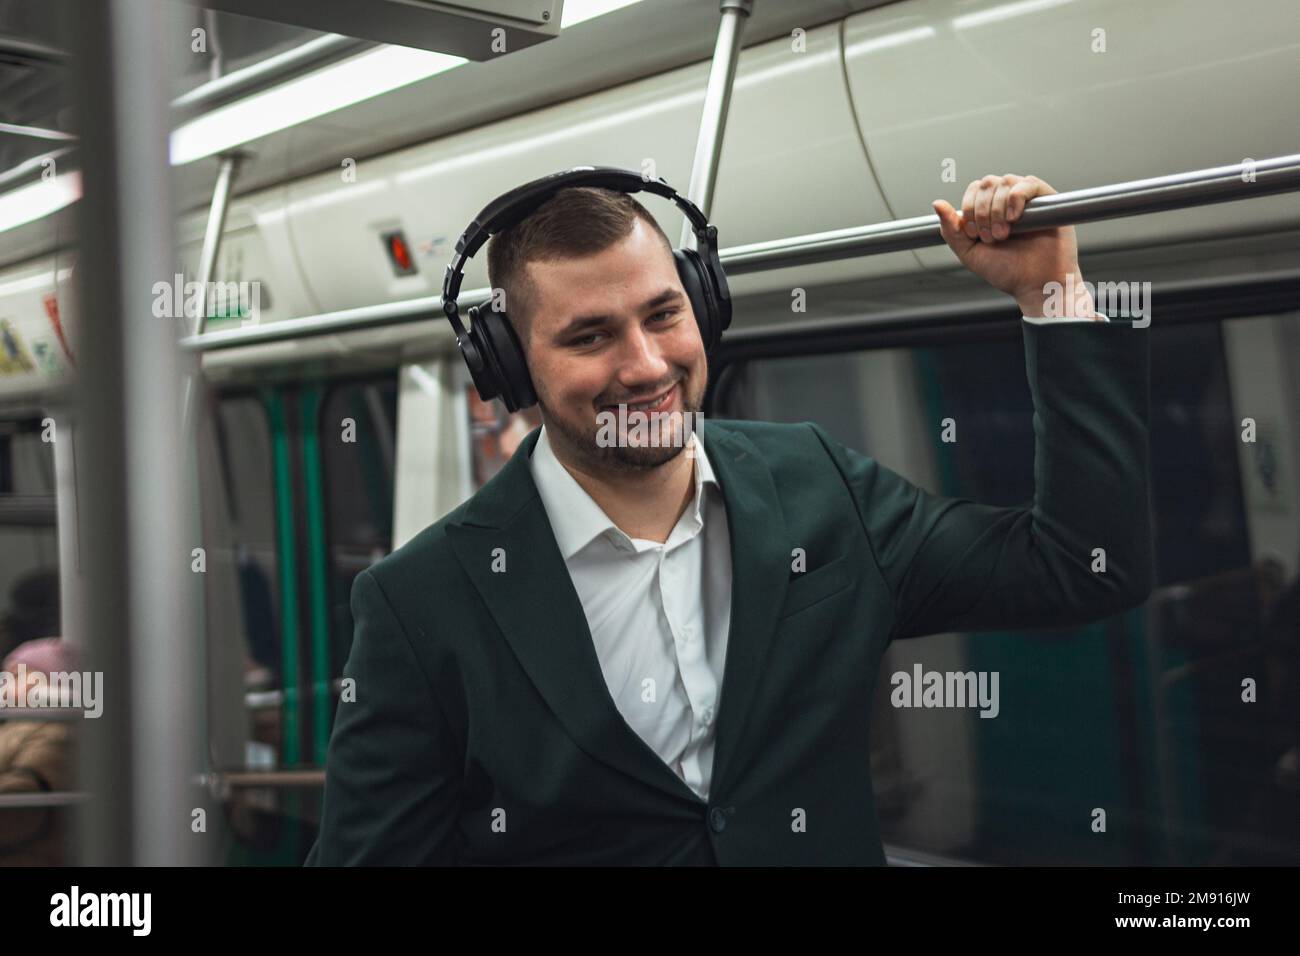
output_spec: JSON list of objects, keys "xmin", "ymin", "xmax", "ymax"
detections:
[{"xmin": 569, "ymin": 312, "xmax": 676, "ymax": 348}]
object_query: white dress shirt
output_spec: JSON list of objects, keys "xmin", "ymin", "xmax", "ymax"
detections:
[
  {"xmin": 529, "ymin": 423, "xmax": 732, "ymax": 801},
  {"xmin": 525, "ymin": 314, "xmax": 1103, "ymax": 799}
]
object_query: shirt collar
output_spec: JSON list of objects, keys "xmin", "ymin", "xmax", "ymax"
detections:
[{"xmin": 529, "ymin": 421, "xmax": 718, "ymax": 560}]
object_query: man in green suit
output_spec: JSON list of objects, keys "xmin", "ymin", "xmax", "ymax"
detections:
[{"xmin": 305, "ymin": 173, "xmax": 1152, "ymax": 865}]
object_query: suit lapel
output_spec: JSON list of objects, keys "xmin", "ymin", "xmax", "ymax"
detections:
[
  {"xmin": 446, "ymin": 421, "xmax": 793, "ymax": 805},
  {"xmin": 699, "ymin": 422, "xmax": 793, "ymax": 797}
]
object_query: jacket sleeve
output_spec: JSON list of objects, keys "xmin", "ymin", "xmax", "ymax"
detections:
[
  {"xmin": 305, "ymin": 568, "xmax": 463, "ymax": 865},
  {"xmin": 810, "ymin": 317, "xmax": 1154, "ymax": 641}
]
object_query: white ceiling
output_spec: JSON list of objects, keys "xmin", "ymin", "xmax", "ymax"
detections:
[{"xmin": 0, "ymin": 0, "xmax": 901, "ymax": 268}]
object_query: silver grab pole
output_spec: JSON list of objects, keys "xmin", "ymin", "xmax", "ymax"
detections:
[
  {"xmin": 680, "ymin": 0, "xmax": 753, "ymax": 249},
  {"xmin": 182, "ymin": 16, "xmax": 241, "ymax": 435},
  {"xmin": 192, "ymin": 153, "xmax": 241, "ymax": 338},
  {"xmin": 70, "ymin": 0, "xmax": 199, "ymax": 865},
  {"xmin": 721, "ymin": 154, "xmax": 1300, "ymax": 275}
]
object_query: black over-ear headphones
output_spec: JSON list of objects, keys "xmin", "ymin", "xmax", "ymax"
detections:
[{"xmin": 441, "ymin": 166, "xmax": 732, "ymax": 413}]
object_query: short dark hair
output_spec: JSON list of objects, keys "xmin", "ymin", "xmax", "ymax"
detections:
[{"xmin": 485, "ymin": 186, "xmax": 673, "ymax": 346}]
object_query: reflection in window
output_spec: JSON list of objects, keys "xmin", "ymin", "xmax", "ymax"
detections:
[
  {"xmin": 203, "ymin": 393, "xmax": 299, "ymax": 864},
  {"xmin": 218, "ymin": 398, "xmax": 281, "ymax": 687},
  {"xmin": 321, "ymin": 378, "xmax": 398, "ymax": 681},
  {"xmin": 0, "ymin": 416, "xmax": 67, "ymax": 866},
  {"xmin": 0, "ymin": 419, "xmax": 59, "ymax": 663},
  {"xmin": 715, "ymin": 311, "xmax": 1300, "ymax": 865},
  {"xmin": 468, "ymin": 388, "xmax": 542, "ymax": 489}
]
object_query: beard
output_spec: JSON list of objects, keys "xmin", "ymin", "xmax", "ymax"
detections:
[{"xmin": 539, "ymin": 377, "xmax": 703, "ymax": 474}]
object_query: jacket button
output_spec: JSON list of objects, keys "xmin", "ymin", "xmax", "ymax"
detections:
[{"xmin": 708, "ymin": 807, "xmax": 727, "ymax": 833}]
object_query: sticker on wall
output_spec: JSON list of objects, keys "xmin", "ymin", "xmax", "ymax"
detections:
[
  {"xmin": 0, "ymin": 319, "xmax": 37, "ymax": 376},
  {"xmin": 42, "ymin": 293, "xmax": 76, "ymax": 366}
]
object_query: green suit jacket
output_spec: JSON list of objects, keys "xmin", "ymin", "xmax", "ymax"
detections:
[{"xmin": 305, "ymin": 319, "xmax": 1152, "ymax": 865}]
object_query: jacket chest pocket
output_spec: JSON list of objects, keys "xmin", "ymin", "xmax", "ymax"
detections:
[{"xmin": 778, "ymin": 554, "xmax": 856, "ymax": 620}]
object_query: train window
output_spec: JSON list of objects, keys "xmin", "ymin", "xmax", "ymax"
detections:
[
  {"xmin": 0, "ymin": 417, "xmax": 60, "ymax": 666},
  {"xmin": 320, "ymin": 377, "xmax": 399, "ymax": 693},
  {"xmin": 0, "ymin": 416, "xmax": 63, "ymax": 866},
  {"xmin": 713, "ymin": 310, "xmax": 1300, "ymax": 866},
  {"xmin": 207, "ymin": 395, "xmax": 282, "ymax": 763}
]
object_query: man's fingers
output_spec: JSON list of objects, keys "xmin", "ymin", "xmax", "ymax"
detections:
[
  {"xmin": 960, "ymin": 180, "xmax": 979, "ymax": 239},
  {"xmin": 1007, "ymin": 175, "xmax": 1054, "ymax": 222},
  {"xmin": 932, "ymin": 199, "xmax": 974, "ymax": 254},
  {"xmin": 945, "ymin": 174, "xmax": 1060, "ymax": 250},
  {"xmin": 991, "ymin": 181, "xmax": 1013, "ymax": 239},
  {"xmin": 974, "ymin": 178, "xmax": 996, "ymax": 242}
]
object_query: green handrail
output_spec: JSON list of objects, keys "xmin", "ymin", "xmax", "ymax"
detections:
[{"xmin": 301, "ymin": 386, "xmax": 332, "ymax": 766}]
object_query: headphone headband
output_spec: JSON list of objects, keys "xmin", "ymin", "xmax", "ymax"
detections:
[{"xmin": 441, "ymin": 166, "xmax": 715, "ymax": 329}]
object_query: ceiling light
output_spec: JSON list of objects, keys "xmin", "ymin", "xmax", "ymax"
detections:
[
  {"xmin": 562, "ymin": 0, "xmax": 645, "ymax": 28},
  {"xmin": 170, "ymin": 46, "xmax": 466, "ymax": 165},
  {"xmin": 0, "ymin": 171, "xmax": 81, "ymax": 234},
  {"xmin": 170, "ymin": 1, "xmax": 648, "ymax": 164}
]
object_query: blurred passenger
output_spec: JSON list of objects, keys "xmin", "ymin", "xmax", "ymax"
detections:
[
  {"xmin": 0, "ymin": 568, "xmax": 60, "ymax": 664},
  {"xmin": 0, "ymin": 637, "xmax": 77, "ymax": 866}
]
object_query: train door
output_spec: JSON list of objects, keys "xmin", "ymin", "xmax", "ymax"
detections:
[{"xmin": 197, "ymin": 373, "xmax": 399, "ymax": 864}]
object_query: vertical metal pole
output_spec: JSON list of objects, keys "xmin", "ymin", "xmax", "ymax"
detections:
[
  {"xmin": 191, "ymin": 11, "xmax": 239, "ymax": 342},
  {"xmin": 193, "ymin": 154, "xmax": 241, "ymax": 338},
  {"xmin": 70, "ymin": 0, "xmax": 197, "ymax": 865},
  {"xmin": 204, "ymin": 8, "xmax": 224, "ymax": 82},
  {"xmin": 679, "ymin": 0, "xmax": 753, "ymax": 249}
]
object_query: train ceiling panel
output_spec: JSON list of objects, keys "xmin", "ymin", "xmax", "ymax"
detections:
[{"xmin": 841, "ymin": 0, "xmax": 1300, "ymax": 272}]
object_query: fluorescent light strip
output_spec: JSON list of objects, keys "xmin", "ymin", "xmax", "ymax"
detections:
[
  {"xmin": 845, "ymin": 26, "xmax": 937, "ymax": 56},
  {"xmin": 562, "ymin": 0, "xmax": 645, "ymax": 27},
  {"xmin": 172, "ymin": 0, "xmax": 647, "ymax": 165},
  {"xmin": 0, "ymin": 267, "xmax": 73, "ymax": 298},
  {"xmin": 952, "ymin": 0, "xmax": 1077, "ymax": 30},
  {"xmin": 0, "ymin": 171, "xmax": 81, "ymax": 234},
  {"xmin": 170, "ymin": 46, "xmax": 467, "ymax": 165}
]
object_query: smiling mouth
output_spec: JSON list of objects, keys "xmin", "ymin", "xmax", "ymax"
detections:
[{"xmin": 603, "ymin": 383, "xmax": 677, "ymax": 413}]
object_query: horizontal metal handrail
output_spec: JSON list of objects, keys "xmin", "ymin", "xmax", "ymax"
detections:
[
  {"xmin": 722, "ymin": 153, "xmax": 1300, "ymax": 274},
  {"xmin": 0, "ymin": 706, "xmax": 88, "ymax": 722},
  {"xmin": 196, "ymin": 769, "xmax": 325, "ymax": 791},
  {"xmin": 244, "ymin": 678, "xmax": 344, "ymax": 710},
  {"xmin": 180, "ymin": 154, "xmax": 1300, "ymax": 354},
  {"xmin": 171, "ymin": 34, "xmax": 371, "ymax": 115},
  {"xmin": 0, "ymin": 791, "xmax": 87, "ymax": 809}
]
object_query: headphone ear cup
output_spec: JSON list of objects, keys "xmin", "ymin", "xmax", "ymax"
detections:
[
  {"xmin": 460, "ymin": 305, "xmax": 499, "ymax": 403},
  {"xmin": 674, "ymin": 248, "xmax": 719, "ymax": 351},
  {"xmin": 475, "ymin": 307, "xmax": 537, "ymax": 413}
]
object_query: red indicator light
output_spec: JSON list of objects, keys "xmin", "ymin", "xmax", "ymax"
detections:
[{"xmin": 382, "ymin": 230, "xmax": 418, "ymax": 276}]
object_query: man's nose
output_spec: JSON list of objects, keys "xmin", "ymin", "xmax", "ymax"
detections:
[{"xmin": 616, "ymin": 324, "xmax": 670, "ymax": 385}]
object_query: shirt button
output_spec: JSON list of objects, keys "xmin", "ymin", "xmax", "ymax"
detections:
[
  {"xmin": 708, "ymin": 807, "xmax": 727, "ymax": 833},
  {"xmin": 701, "ymin": 706, "xmax": 713, "ymax": 723}
]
